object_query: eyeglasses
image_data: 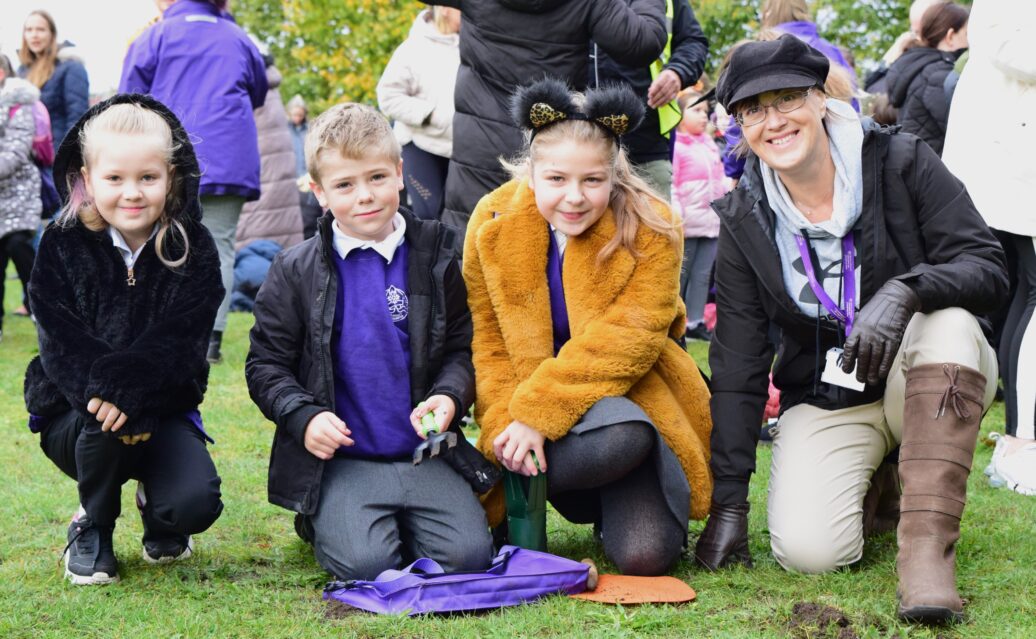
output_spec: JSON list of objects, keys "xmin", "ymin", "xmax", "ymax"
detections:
[{"xmin": 735, "ymin": 88, "xmax": 813, "ymax": 127}]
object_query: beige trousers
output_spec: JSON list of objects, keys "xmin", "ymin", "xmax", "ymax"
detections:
[{"xmin": 767, "ymin": 308, "xmax": 998, "ymax": 573}]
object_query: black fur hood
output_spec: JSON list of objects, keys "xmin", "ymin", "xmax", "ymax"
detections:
[{"xmin": 53, "ymin": 93, "xmax": 203, "ymax": 222}]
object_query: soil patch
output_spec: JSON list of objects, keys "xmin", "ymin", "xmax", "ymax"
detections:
[{"xmin": 787, "ymin": 601, "xmax": 859, "ymax": 639}]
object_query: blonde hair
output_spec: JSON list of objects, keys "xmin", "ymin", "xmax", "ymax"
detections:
[
  {"xmin": 431, "ymin": 6, "xmax": 458, "ymax": 34},
  {"xmin": 19, "ymin": 10, "xmax": 58, "ymax": 89},
  {"xmin": 60, "ymin": 103, "xmax": 189, "ymax": 268},
  {"xmin": 760, "ymin": 0, "xmax": 811, "ymax": 29},
  {"xmin": 305, "ymin": 102, "xmax": 400, "ymax": 183},
  {"xmin": 504, "ymin": 118, "xmax": 680, "ymax": 262},
  {"xmin": 677, "ymin": 88, "xmax": 704, "ymax": 111}
]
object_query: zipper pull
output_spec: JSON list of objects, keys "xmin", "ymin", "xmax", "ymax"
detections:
[{"xmin": 126, "ymin": 266, "xmax": 136, "ymax": 287}]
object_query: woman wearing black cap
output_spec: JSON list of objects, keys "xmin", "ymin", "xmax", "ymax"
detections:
[{"xmin": 695, "ymin": 34, "xmax": 1006, "ymax": 624}]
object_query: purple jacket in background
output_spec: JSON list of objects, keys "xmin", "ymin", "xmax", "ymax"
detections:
[
  {"xmin": 722, "ymin": 126, "xmax": 746, "ymax": 180},
  {"xmin": 120, "ymin": 0, "xmax": 268, "ymax": 200},
  {"xmin": 773, "ymin": 21, "xmax": 860, "ymax": 112}
]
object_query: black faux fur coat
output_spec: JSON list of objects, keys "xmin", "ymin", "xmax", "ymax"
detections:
[{"xmin": 24, "ymin": 94, "xmax": 223, "ymax": 437}]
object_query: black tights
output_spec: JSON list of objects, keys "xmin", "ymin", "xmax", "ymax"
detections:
[
  {"xmin": 546, "ymin": 421, "xmax": 685, "ymax": 576},
  {"xmin": 1000, "ymin": 232, "xmax": 1036, "ymax": 438}
]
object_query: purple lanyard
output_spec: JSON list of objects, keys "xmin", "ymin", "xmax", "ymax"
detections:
[{"xmin": 793, "ymin": 233, "xmax": 856, "ymax": 337}]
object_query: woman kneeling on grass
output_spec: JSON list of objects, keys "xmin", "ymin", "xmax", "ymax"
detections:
[
  {"xmin": 463, "ymin": 78, "xmax": 713, "ymax": 576},
  {"xmin": 696, "ymin": 35, "xmax": 1006, "ymax": 623},
  {"xmin": 24, "ymin": 95, "xmax": 225, "ymax": 585}
]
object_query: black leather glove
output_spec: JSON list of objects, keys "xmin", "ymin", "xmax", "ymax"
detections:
[
  {"xmin": 694, "ymin": 502, "xmax": 752, "ymax": 571},
  {"xmin": 841, "ymin": 279, "xmax": 921, "ymax": 385}
]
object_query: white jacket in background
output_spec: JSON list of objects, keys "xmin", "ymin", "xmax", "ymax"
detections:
[
  {"xmin": 376, "ymin": 10, "xmax": 459, "ymax": 159},
  {"xmin": 942, "ymin": 0, "xmax": 1036, "ymax": 236}
]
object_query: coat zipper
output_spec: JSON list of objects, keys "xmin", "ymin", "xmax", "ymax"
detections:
[{"xmin": 126, "ymin": 265, "xmax": 136, "ymax": 286}]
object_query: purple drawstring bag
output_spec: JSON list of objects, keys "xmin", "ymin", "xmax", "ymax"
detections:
[{"xmin": 322, "ymin": 545, "xmax": 589, "ymax": 615}]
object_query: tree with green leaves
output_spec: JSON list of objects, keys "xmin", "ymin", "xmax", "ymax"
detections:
[{"xmin": 234, "ymin": 0, "xmax": 422, "ymax": 114}]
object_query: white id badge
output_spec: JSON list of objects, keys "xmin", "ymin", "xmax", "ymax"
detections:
[{"xmin": 821, "ymin": 347, "xmax": 866, "ymax": 391}]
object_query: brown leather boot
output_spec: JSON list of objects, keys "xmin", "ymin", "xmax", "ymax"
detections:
[{"xmin": 897, "ymin": 363, "xmax": 986, "ymax": 624}]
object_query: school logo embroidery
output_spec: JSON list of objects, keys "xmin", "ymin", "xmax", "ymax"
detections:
[{"xmin": 386, "ymin": 285, "xmax": 409, "ymax": 322}]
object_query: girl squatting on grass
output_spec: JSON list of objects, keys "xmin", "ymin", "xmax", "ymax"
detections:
[
  {"xmin": 23, "ymin": 95, "xmax": 225, "ymax": 585},
  {"xmin": 464, "ymin": 79, "xmax": 713, "ymax": 576}
]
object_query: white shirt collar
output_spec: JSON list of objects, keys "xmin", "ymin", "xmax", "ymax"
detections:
[
  {"xmin": 549, "ymin": 224, "xmax": 567, "ymax": 257},
  {"xmin": 109, "ymin": 225, "xmax": 159, "ymax": 268},
  {"xmin": 331, "ymin": 213, "xmax": 407, "ymax": 263}
]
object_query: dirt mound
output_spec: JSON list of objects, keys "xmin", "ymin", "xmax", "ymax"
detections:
[{"xmin": 788, "ymin": 601, "xmax": 858, "ymax": 639}]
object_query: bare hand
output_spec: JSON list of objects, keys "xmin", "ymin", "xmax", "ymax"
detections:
[
  {"xmin": 493, "ymin": 420, "xmax": 547, "ymax": 476},
  {"xmin": 303, "ymin": 411, "xmax": 353, "ymax": 460},
  {"xmin": 648, "ymin": 69, "xmax": 683, "ymax": 109},
  {"xmin": 410, "ymin": 395, "xmax": 456, "ymax": 439},
  {"xmin": 883, "ymin": 31, "xmax": 917, "ymax": 65},
  {"xmin": 119, "ymin": 433, "xmax": 151, "ymax": 446},
  {"xmin": 87, "ymin": 397, "xmax": 129, "ymax": 433}
]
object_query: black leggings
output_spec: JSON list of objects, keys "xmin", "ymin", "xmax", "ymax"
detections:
[
  {"xmin": 545, "ymin": 421, "xmax": 685, "ymax": 576},
  {"xmin": 401, "ymin": 143, "xmax": 449, "ymax": 221},
  {"xmin": 0, "ymin": 230, "xmax": 35, "ymax": 321},
  {"xmin": 1000, "ymin": 232, "xmax": 1036, "ymax": 439},
  {"xmin": 40, "ymin": 410, "xmax": 223, "ymax": 540}
]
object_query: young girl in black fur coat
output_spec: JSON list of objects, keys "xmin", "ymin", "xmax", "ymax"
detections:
[{"xmin": 23, "ymin": 94, "xmax": 225, "ymax": 585}]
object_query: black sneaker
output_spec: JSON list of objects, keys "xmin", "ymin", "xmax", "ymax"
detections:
[
  {"xmin": 143, "ymin": 536, "xmax": 194, "ymax": 564},
  {"xmin": 136, "ymin": 481, "xmax": 194, "ymax": 564},
  {"xmin": 685, "ymin": 324, "xmax": 713, "ymax": 342},
  {"xmin": 63, "ymin": 516, "xmax": 119, "ymax": 585}
]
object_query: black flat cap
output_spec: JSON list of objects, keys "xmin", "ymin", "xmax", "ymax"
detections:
[{"xmin": 716, "ymin": 34, "xmax": 830, "ymax": 111}]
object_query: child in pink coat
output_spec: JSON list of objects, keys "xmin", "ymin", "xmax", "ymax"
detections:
[{"xmin": 671, "ymin": 89, "xmax": 729, "ymax": 341}]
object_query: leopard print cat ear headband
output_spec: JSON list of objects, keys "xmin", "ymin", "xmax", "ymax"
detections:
[{"xmin": 511, "ymin": 78, "xmax": 644, "ymax": 141}]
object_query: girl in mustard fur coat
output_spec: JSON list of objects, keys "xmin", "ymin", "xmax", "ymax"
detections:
[{"xmin": 463, "ymin": 79, "xmax": 713, "ymax": 575}]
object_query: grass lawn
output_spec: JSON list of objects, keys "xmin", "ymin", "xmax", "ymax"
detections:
[{"xmin": 2, "ymin": 270, "xmax": 1034, "ymax": 638}]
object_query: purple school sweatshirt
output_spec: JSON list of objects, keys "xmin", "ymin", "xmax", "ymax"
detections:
[{"xmin": 330, "ymin": 244, "xmax": 420, "ymax": 459}]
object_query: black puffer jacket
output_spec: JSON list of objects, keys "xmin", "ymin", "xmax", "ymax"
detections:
[
  {"xmin": 594, "ymin": 0, "xmax": 709, "ymax": 164},
  {"xmin": 707, "ymin": 120, "xmax": 1007, "ymax": 506},
  {"xmin": 886, "ymin": 46, "xmax": 963, "ymax": 156},
  {"xmin": 24, "ymin": 94, "xmax": 224, "ymax": 437},
  {"xmin": 246, "ymin": 210, "xmax": 474, "ymax": 514},
  {"xmin": 432, "ymin": 0, "xmax": 667, "ymax": 229}
]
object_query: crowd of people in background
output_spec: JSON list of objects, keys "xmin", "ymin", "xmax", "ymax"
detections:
[{"xmin": 2, "ymin": 0, "xmax": 1035, "ymax": 627}]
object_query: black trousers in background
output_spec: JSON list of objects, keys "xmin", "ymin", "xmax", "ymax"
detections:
[
  {"xmin": 1000, "ymin": 232, "xmax": 1036, "ymax": 439},
  {"xmin": 401, "ymin": 143, "xmax": 450, "ymax": 221},
  {"xmin": 299, "ymin": 190, "xmax": 324, "ymax": 240},
  {"xmin": 40, "ymin": 410, "xmax": 223, "ymax": 539},
  {"xmin": 0, "ymin": 230, "xmax": 35, "ymax": 321}
]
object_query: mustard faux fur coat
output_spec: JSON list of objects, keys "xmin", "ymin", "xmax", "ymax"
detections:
[{"xmin": 463, "ymin": 179, "xmax": 713, "ymax": 525}]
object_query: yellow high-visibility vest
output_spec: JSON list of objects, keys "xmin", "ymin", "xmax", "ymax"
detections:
[{"xmin": 649, "ymin": 0, "xmax": 683, "ymax": 137}]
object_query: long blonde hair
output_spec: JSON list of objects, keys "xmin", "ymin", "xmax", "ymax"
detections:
[
  {"xmin": 504, "ymin": 118, "xmax": 680, "ymax": 261},
  {"xmin": 19, "ymin": 10, "xmax": 59, "ymax": 89},
  {"xmin": 760, "ymin": 0, "xmax": 811, "ymax": 29},
  {"xmin": 60, "ymin": 103, "xmax": 190, "ymax": 268}
]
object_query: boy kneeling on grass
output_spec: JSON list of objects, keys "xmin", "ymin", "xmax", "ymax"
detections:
[{"xmin": 246, "ymin": 103, "xmax": 493, "ymax": 579}]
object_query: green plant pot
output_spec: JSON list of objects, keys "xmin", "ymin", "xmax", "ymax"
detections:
[{"xmin": 503, "ymin": 470, "xmax": 547, "ymax": 551}]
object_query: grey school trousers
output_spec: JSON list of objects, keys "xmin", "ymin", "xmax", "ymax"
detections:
[
  {"xmin": 310, "ymin": 456, "xmax": 493, "ymax": 580},
  {"xmin": 767, "ymin": 308, "xmax": 997, "ymax": 573},
  {"xmin": 199, "ymin": 194, "xmax": 247, "ymax": 332}
]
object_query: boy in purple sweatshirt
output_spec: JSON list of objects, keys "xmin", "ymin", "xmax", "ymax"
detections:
[{"xmin": 246, "ymin": 103, "xmax": 492, "ymax": 579}]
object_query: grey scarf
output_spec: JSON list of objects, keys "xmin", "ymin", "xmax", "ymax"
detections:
[{"xmin": 761, "ymin": 99, "xmax": 864, "ymax": 317}]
